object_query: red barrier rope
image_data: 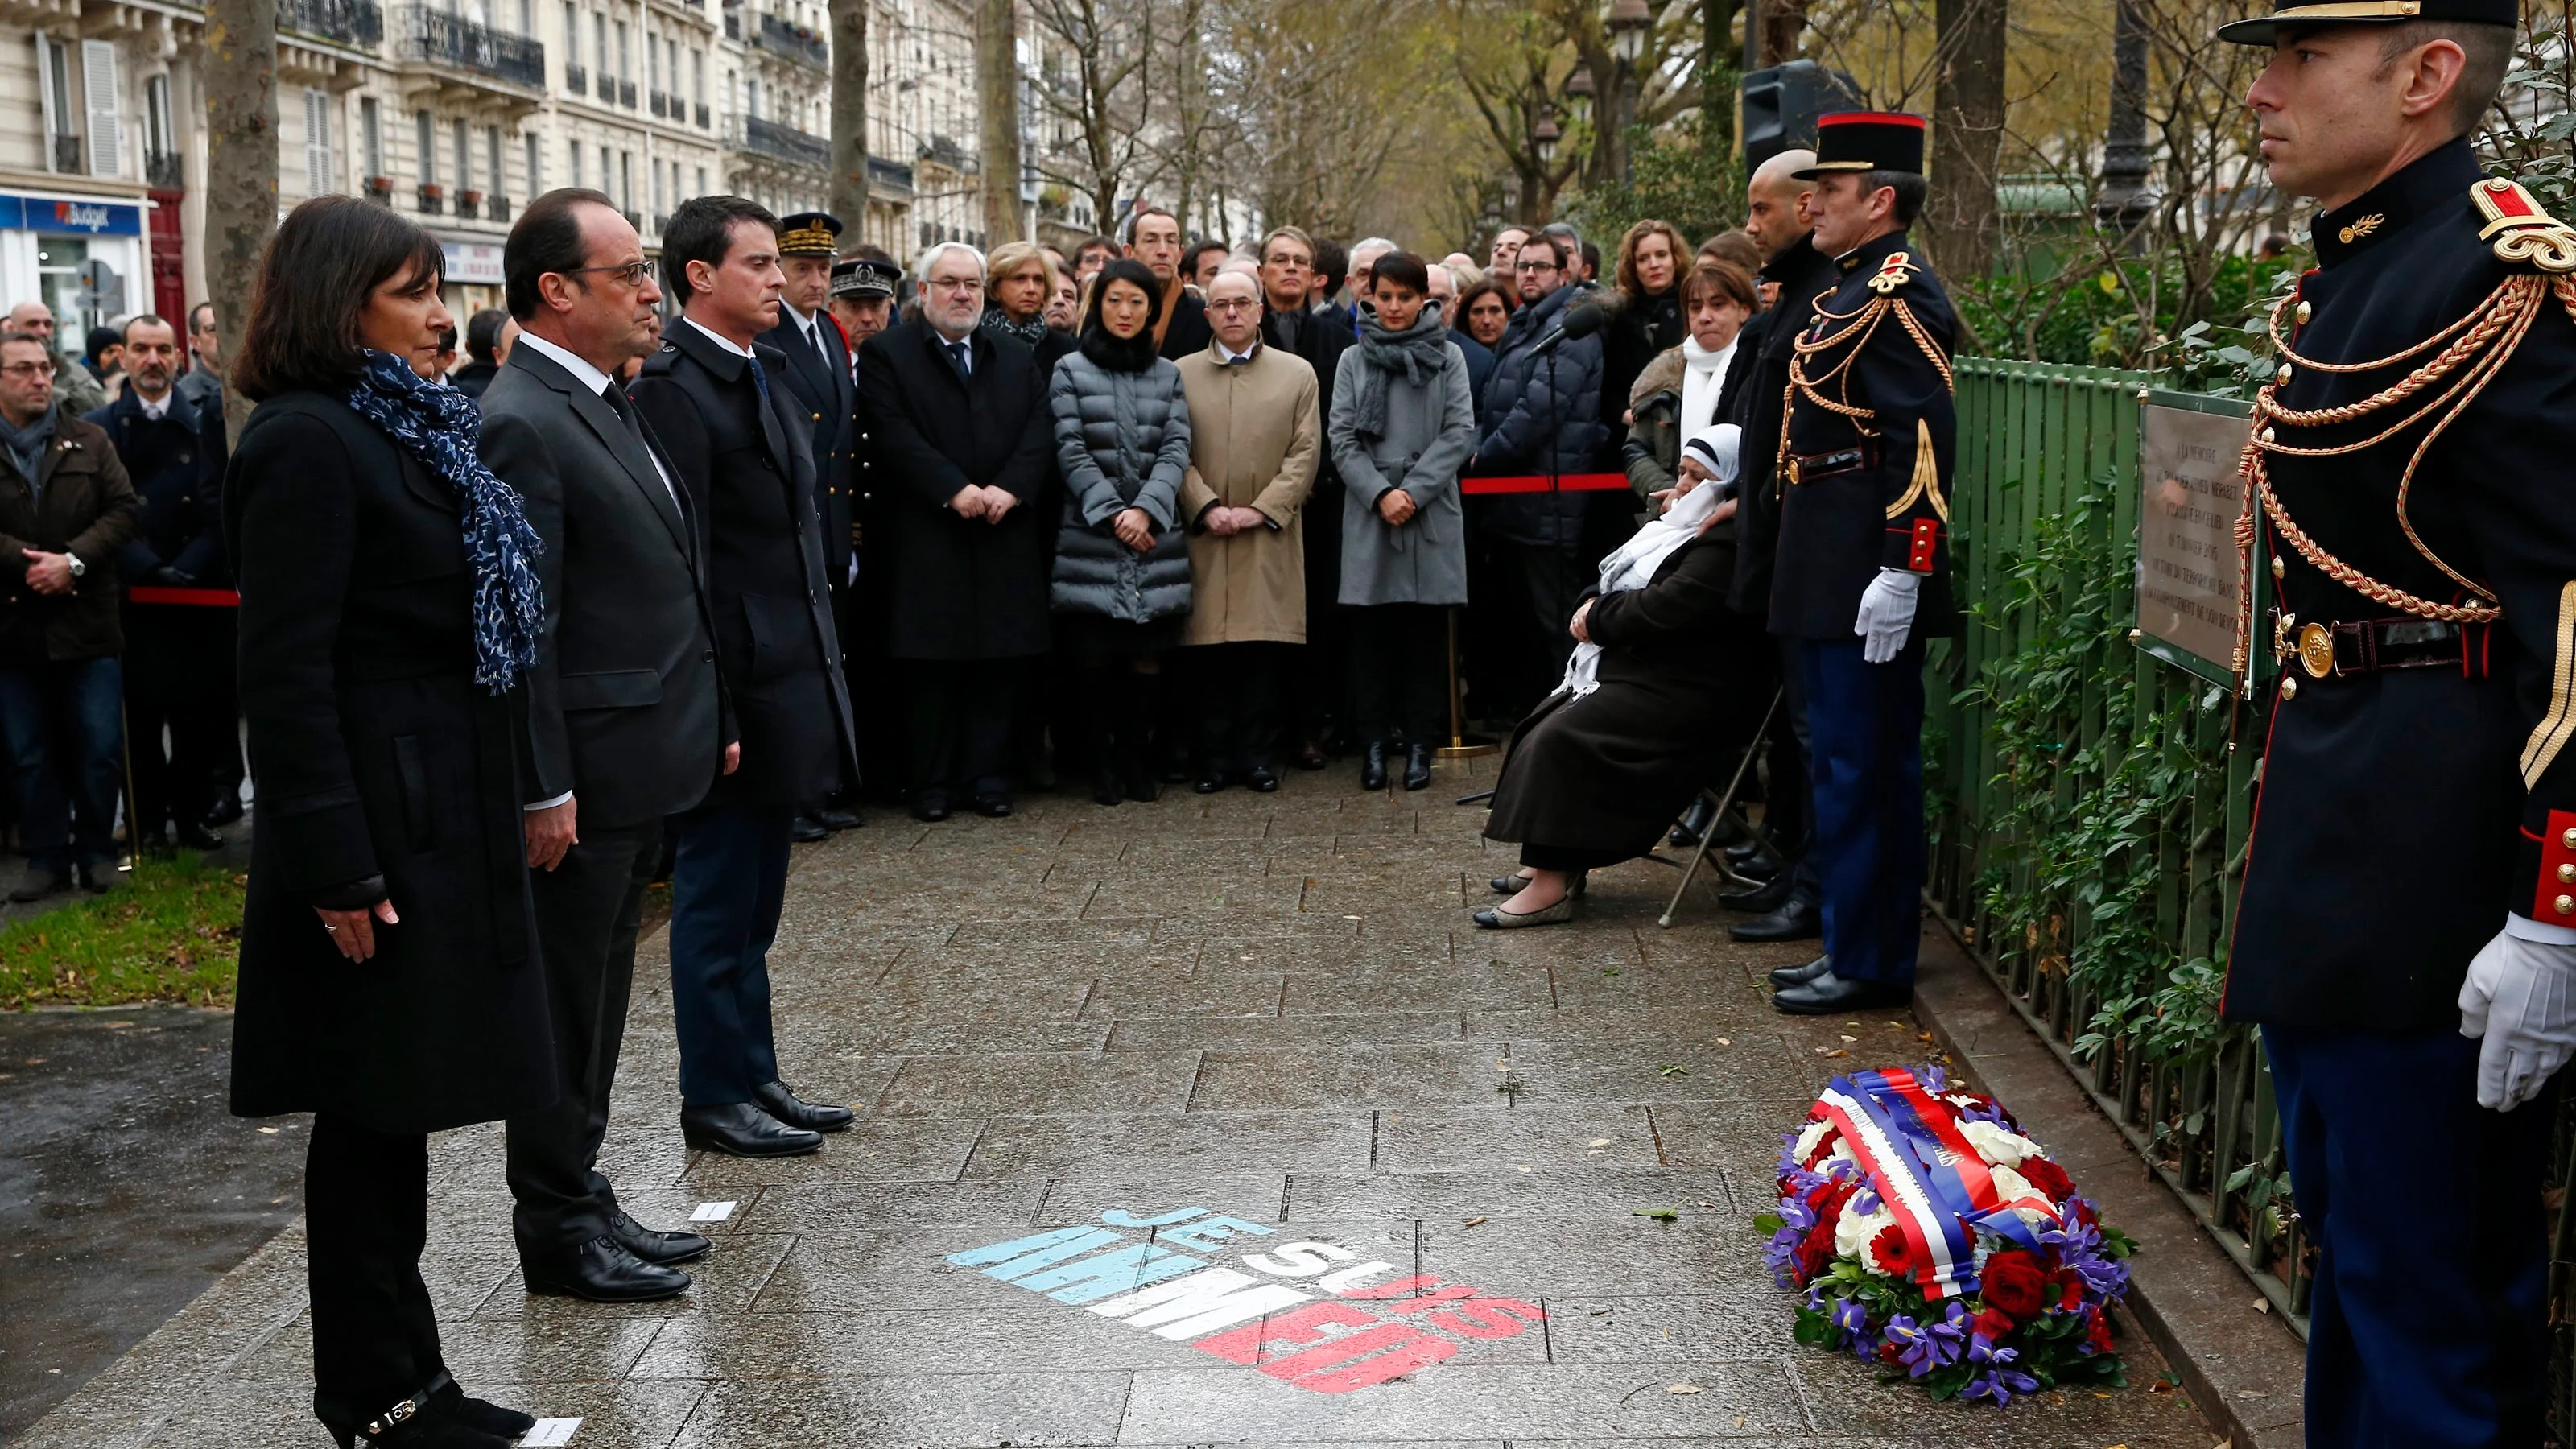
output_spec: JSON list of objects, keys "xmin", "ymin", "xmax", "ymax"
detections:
[
  {"xmin": 127, "ymin": 587, "xmax": 240, "ymax": 607},
  {"xmin": 1459, "ymin": 473, "xmax": 1633, "ymax": 496}
]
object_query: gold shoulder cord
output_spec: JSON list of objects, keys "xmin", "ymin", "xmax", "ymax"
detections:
[{"xmin": 2227, "ymin": 179, "xmax": 2576, "ymax": 687}]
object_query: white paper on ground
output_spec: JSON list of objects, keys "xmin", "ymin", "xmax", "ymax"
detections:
[
  {"xmin": 689, "ymin": 1200, "xmax": 737, "ymax": 1222},
  {"xmin": 522, "ymin": 1418, "xmax": 582, "ymax": 1447}
]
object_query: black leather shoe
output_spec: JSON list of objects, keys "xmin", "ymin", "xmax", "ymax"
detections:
[
  {"xmin": 431, "ymin": 1382, "xmax": 536, "ymax": 1442},
  {"xmin": 1773, "ymin": 969, "xmax": 1913, "ymax": 1015},
  {"xmin": 973, "ymin": 794, "xmax": 1013, "ymax": 818},
  {"xmin": 1721, "ymin": 873, "xmax": 1794, "ymax": 914},
  {"xmin": 1091, "ymin": 772, "xmax": 1123, "ymax": 807},
  {"xmin": 791, "ymin": 813, "xmax": 832, "ymax": 843},
  {"xmin": 1732, "ymin": 890, "xmax": 1823, "ymax": 943},
  {"xmin": 202, "ymin": 795, "xmax": 246, "ymax": 827},
  {"xmin": 1293, "ymin": 742, "xmax": 1328, "ymax": 770},
  {"xmin": 175, "ymin": 821, "xmax": 225, "ymax": 852},
  {"xmin": 754, "ymin": 1078, "xmax": 856, "ymax": 1132},
  {"xmin": 1769, "ymin": 953, "xmax": 1833, "ymax": 989},
  {"xmin": 1245, "ymin": 766, "xmax": 1280, "ymax": 792},
  {"xmin": 330, "ymin": 1404, "xmax": 512, "ymax": 1449},
  {"xmin": 609, "ymin": 1208, "xmax": 711, "ymax": 1265},
  {"xmin": 681, "ymin": 1101, "xmax": 823, "ymax": 1158},
  {"xmin": 816, "ymin": 805, "xmax": 861, "ymax": 831},
  {"xmin": 910, "ymin": 793, "xmax": 951, "ymax": 823},
  {"xmin": 522, "ymin": 1235, "xmax": 691, "ymax": 1302},
  {"xmin": 1402, "ymin": 742, "xmax": 1435, "ymax": 791},
  {"xmin": 1194, "ymin": 770, "xmax": 1228, "ymax": 794},
  {"xmin": 1360, "ymin": 741, "xmax": 1389, "ymax": 791},
  {"xmin": 1668, "ymin": 796, "xmax": 1717, "ymax": 848}
]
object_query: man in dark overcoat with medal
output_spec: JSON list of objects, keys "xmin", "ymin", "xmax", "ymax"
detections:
[
  {"xmin": 2215, "ymin": 2, "xmax": 2570, "ymax": 1442},
  {"xmin": 1762, "ymin": 113, "xmax": 1958, "ymax": 1016}
]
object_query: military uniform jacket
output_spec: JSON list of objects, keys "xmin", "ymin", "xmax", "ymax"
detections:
[
  {"xmin": 758, "ymin": 307, "xmax": 857, "ymax": 588},
  {"xmin": 1769, "ymin": 229, "xmax": 1959, "ymax": 641},
  {"xmin": 2226, "ymin": 138, "xmax": 2576, "ymax": 1033}
]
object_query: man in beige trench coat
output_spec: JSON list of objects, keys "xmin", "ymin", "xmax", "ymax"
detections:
[{"xmin": 1176, "ymin": 266, "xmax": 1321, "ymax": 792}]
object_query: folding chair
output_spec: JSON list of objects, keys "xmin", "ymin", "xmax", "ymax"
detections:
[{"xmin": 1657, "ymin": 686, "xmax": 1784, "ymax": 928}]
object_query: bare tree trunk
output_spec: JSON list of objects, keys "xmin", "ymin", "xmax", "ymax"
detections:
[
  {"xmin": 1757, "ymin": 0, "xmax": 1804, "ymax": 65},
  {"xmin": 828, "ymin": 0, "xmax": 872, "ymax": 236},
  {"xmin": 1703, "ymin": 0, "xmax": 1736, "ymax": 148},
  {"xmin": 977, "ymin": 0, "xmax": 1024, "ymax": 245},
  {"xmin": 1929, "ymin": 0, "xmax": 2005, "ymax": 275},
  {"xmin": 202, "ymin": 0, "xmax": 276, "ymax": 441}
]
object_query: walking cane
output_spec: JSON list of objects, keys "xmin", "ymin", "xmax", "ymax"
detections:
[{"xmin": 1657, "ymin": 685, "xmax": 1784, "ymax": 929}]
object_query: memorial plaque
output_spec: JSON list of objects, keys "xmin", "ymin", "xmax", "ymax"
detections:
[{"xmin": 2135, "ymin": 390, "xmax": 2258, "ymax": 685}]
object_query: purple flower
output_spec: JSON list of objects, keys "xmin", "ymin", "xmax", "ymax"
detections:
[
  {"xmin": 1831, "ymin": 1296, "xmax": 1870, "ymax": 1348},
  {"xmin": 1963, "ymin": 1361, "xmax": 2041, "ymax": 1405},
  {"xmin": 1919, "ymin": 1063, "xmax": 1949, "ymax": 1094},
  {"xmin": 1851, "ymin": 1187, "xmax": 1880, "ymax": 1216},
  {"xmin": 1886, "ymin": 1308, "xmax": 1965, "ymax": 1378}
]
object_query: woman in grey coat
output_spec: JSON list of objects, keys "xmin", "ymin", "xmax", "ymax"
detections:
[
  {"xmin": 1328, "ymin": 250, "xmax": 1476, "ymax": 791},
  {"xmin": 1051, "ymin": 258, "xmax": 1195, "ymax": 806}
]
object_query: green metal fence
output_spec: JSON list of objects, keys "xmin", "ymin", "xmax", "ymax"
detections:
[{"xmin": 1926, "ymin": 358, "xmax": 2574, "ymax": 1429}]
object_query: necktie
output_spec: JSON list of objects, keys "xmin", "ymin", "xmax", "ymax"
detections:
[
  {"xmin": 747, "ymin": 353, "xmax": 774, "ymax": 409},
  {"xmin": 948, "ymin": 340, "xmax": 972, "ymax": 378}
]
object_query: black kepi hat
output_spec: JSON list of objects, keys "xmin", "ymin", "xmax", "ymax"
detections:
[
  {"xmin": 777, "ymin": 210, "xmax": 844, "ymax": 257},
  {"xmin": 1792, "ymin": 112, "xmax": 1928, "ymax": 180},
  {"xmin": 832, "ymin": 256, "xmax": 899, "ymax": 299},
  {"xmin": 2216, "ymin": 0, "xmax": 2517, "ymax": 45}
]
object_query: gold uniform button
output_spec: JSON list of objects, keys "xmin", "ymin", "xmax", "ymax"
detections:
[
  {"xmin": 2557, "ymin": 862, "xmax": 2574, "ymax": 883},
  {"xmin": 2557, "ymin": 894, "xmax": 2574, "ymax": 916},
  {"xmin": 2278, "ymin": 675, "xmax": 2297, "ymax": 700},
  {"xmin": 2294, "ymin": 300, "xmax": 2312, "ymax": 323},
  {"xmin": 2270, "ymin": 556, "xmax": 2285, "ymax": 579},
  {"xmin": 2260, "ymin": 427, "xmax": 2277, "ymax": 444},
  {"xmin": 2563, "ymin": 827, "xmax": 2576, "ymax": 850},
  {"xmin": 2275, "ymin": 364, "xmax": 2292, "ymax": 385}
]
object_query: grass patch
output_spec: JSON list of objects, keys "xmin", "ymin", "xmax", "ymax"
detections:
[{"xmin": 0, "ymin": 854, "xmax": 245, "ymax": 1010}]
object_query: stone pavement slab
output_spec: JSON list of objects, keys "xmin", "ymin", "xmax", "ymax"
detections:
[{"xmin": 16, "ymin": 764, "xmax": 2239, "ymax": 1447}]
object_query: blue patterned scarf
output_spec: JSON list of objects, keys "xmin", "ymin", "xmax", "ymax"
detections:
[{"xmin": 342, "ymin": 349, "xmax": 545, "ymax": 694}]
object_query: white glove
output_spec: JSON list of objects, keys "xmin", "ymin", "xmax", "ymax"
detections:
[
  {"xmin": 1853, "ymin": 568, "xmax": 1922, "ymax": 664},
  {"xmin": 2459, "ymin": 923, "xmax": 2576, "ymax": 1111}
]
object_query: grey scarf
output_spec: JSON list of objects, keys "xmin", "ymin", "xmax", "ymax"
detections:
[
  {"xmin": 1348, "ymin": 307, "xmax": 1451, "ymax": 444},
  {"xmin": 0, "ymin": 407, "xmax": 56, "ymax": 489}
]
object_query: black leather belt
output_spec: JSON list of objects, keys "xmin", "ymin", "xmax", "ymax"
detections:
[
  {"xmin": 1785, "ymin": 442, "xmax": 1876, "ymax": 484},
  {"xmin": 2275, "ymin": 612, "xmax": 2469, "ymax": 679}
]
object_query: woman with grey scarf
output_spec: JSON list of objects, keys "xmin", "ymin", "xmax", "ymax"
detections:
[
  {"xmin": 1327, "ymin": 250, "xmax": 1476, "ymax": 791},
  {"xmin": 983, "ymin": 240, "xmax": 1077, "ymax": 372}
]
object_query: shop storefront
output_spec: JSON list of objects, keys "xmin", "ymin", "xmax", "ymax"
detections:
[
  {"xmin": 0, "ymin": 191, "xmax": 149, "ymax": 337},
  {"xmin": 440, "ymin": 236, "xmax": 506, "ymax": 318}
]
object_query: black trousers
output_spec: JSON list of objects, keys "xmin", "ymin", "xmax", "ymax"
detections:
[
  {"xmin": 1188, "ymin": 641, "xmax": 1290, "ymax": 774},
  {"xmin": 1296, "ymin": 481, "xmax": 1350, "ymax": 746},
  {"xmin": 123, "ymin": 605, "xmax": 233, "ymax": 835},
  {"xmin": 898, "ymin": 658, "xmax": 1021, "ymax": 801},
  {"xmin": 503, "ymin": 817, "xmax": 661, "ymax": 1258},
  {"xmin": 1484, "ymin": 538, "xmax": 1592, "ymax": 720},
  {"xmin": 1348, "ymin": 604, "xmax": 1449, "ymax": 745},
  {"xmin": 307, "ymin": 1113, "xmax": 444, "ymax": 1435}
]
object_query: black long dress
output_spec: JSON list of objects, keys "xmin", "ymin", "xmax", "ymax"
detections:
[{"xmin": 1483, "ymin": 533, "xmax": 1776, "ymax": 862}]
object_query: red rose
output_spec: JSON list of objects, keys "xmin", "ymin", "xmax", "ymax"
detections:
[
  {"xmin": 2017, "ymin": 1155, "xmax": 2074, "ymax": 1201},
  {"xmin": 1979, "ymin": 1251, "xmax": 2050, "ymax": 1319},
  {"xmin": 1870, "ymin": 1224, "xmax": 1913, "ymax": 1277},
  {"xmin": 1971, "ymin": 1305, "xmax": 2018, "ymax": 1342},
  {"xmin": 2055, "ymin": 1272, "xmax": 2084, "ymax": 1311},
  {"xmin": 2084, "ymin": 1304, "xmax": 2116, "ymax": 1356},
  {"xmin": 1792, "ymin": 1220, "xmax": 1835, "ymax": 1282}
]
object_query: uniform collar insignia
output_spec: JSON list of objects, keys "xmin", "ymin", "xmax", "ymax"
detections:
[
  {"xmin": 2336, "ymin": 213, "xmax": 2384, "ymax": 245},
  {"xmin": 2312, "ymin": 135, "xmax": 2483, "ymax": 269}
]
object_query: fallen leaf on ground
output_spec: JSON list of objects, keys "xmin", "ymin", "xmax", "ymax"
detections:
[
  {"xmin": 1463, "ymin": 1216, "xmax": 1488, "ymax": 1228},
  {"xmin": 1590, "ymin": 1307, "xmax": 1613, "ymax": 1316},
  {"xmin": 1666, "ymin": 1383, "xmax": 1700, "ymax": 1394},
  {"xmin": 1713, "ymin": 1036, "xmax": 1732, "ymax": 1046},
  {"xmin": 1635, "ymin": 1206, "xmax": 1680, "ymax": 1223},
  {"xmin": 1657, "ymin": 1063, "xmax": 1690, "ymax": 1077},
  {"xmin": 1839, "ymin": 1034, "xmax": 1857, "ymax": 1043},
  {"xmin": 1588, "ymin": 1137, "xmax": 1612, "ymax": 1146},
  {"xmin": 2252, "ymin": 1298, "xmax": 2271, "ymax": 1314}
]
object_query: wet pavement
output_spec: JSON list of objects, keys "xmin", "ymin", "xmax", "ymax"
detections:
[{"xmin": 13, "ymin": 763, "xmax": 2222, "ymax": 1447}]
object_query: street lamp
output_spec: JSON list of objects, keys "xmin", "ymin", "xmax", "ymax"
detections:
[
  {"xmin": 1532, "ymin": 111, "xmax": 1562, "ymax": 167},
  {"xmin": 1563, "ymin": 61, "xmax": 1595, "ymax": 125},
  {"xmin": 1607, "ymin": 0, "xmax": 1650, "ymax": 64}
]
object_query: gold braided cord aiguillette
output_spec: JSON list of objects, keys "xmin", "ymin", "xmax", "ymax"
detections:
[{"xmin": 2265, "ymin": 275, "xmax": 2508, "ymax": 374}]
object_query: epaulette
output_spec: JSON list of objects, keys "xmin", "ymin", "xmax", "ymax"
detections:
[
  {"xmin": 2471, "ymin": 177, "xmax": 2576, "ymax": 274},
  {"xmin": 1865, "ymin": 250, "xmax": 1918, "ymax": 296}
]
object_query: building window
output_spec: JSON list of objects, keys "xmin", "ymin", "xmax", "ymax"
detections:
[
  {"xmin": 695, "ymin": 165, "xmax": 706, "ymax": 196},
  {"xmin": 518, "ymin": 0, "xmax": 533, "ymax": 34},
  {"xmin": 526, "ymin": 130, "xmax": 543, "ymax": 192},
  {"xmin": 691, "ymin": 47, "xmax": 704, "ymax": 103},
  {"xmin": 618, "ymin": 149, "xmax": 631, "ymax": 212},
  {"xmin": 487, "ymin": 126, "xmax": 503, "ymax": 201},
  {"xmin": 361, "ymin": 97, "xmax": 382, "ymax": 179},
  {"xmin": 614, "ymin": 19, "xmax": 629, "ymax": 81},
  {"xmin": 144, "ymin": 73, "xmax": 174, "ymax": 164},
  {"xmin": 592, "ymin": 14, "xmax": 608, "ymax": 81},
  {"xmin": 569, "ymin": 135, "xmax": 583, "ymax": 188},
  {"xmin": 303, "ymin": 89, "xmax": 336, "ymax": 197},
  {"xmin": 452, "ymin": 116, "xmax": 471, "ymax": 195},
  {"xmin": 415, "ymin": 109, "xmax": 436, "ymax": 185}
]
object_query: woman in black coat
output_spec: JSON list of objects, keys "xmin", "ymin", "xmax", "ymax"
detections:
[
  {"xmin": 225, "ymin": 196, "xmax": 553, "ymax": 1449},
  {"xmin": 1477, "ymin": 476, "xmax": 1775, "ymax": 927}
]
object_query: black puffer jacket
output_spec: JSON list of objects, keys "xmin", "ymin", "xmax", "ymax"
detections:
[
  {"xmin": 1047, "ymin": 349, "xmax": 1194, "ymax": 621},
  {"xmin": 1472, "ymin": 283, "xmax": 1608, "ymax": 547}
]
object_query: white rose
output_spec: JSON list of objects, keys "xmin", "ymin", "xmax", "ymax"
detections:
[
  {"xmin": 1837, "ymin": 1200, "xmax": 1898, "ymax": 1265},
  {"xmin": 1793, "ymin": 1119, "xmax": 1834, "ymax": 1165},
  {"xmin": 1960, "ymin": 1118, "xmax": 2045, "ymax": 1168}
]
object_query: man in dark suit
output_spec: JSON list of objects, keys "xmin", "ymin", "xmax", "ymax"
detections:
[
  {"xmin": 1127, "ymin": 205, "xmax": 1215, "ymax": 361},
  {"xmin": 87, "ymin": 313, "xmax": 228, "ymax": 855},
  {"xmin": 852, "ymin": 241, "xmax": 1054, "ymax": 821},
  {"xmin": 630, "ymin": 195, "xmax": 859, "ymax": 1159},
  {"xmin": 478, "ymin": 188, "xmax": 732, "ymax": 1299},
  {"xmin": 756, "ymin": 210, "xmax": 860, "ymax": 842}
]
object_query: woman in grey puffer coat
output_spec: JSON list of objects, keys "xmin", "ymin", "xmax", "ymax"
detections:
[{"xmin": 1050, "ymin": 258, "xmax": 1195, "ymax": 806}]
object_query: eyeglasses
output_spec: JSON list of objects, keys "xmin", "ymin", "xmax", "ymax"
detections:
[
  {"xmin": 924, "ymin": 276, "xmax": 983, "ymax": 293},
  {"xmin": 562, "ymin": 261, "xmax": 654, "ymax": 287},
  {"xmin": 0, "ymin": 361, "xmax": 56, "ymax": 378},
  {"xmin": 1516, "ymin": 259, "xmax": 1558, "ymax": 274},
  {"xmin": 1206, "ymin": 297, "xmax": 1261, "ymax": 314}
]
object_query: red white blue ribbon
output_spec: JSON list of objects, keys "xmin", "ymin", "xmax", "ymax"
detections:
[{"xmin": 1816, "ymin": 1068, "xmax": 2064, "ymax": 1300}]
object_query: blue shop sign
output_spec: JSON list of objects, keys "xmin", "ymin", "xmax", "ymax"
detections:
[{"xmin": 0, "ymin": 194, "xmax": 144, "ymax": 236}]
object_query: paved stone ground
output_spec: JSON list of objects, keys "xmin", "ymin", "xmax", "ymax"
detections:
[{"xmin": 16, "ymin": 762, "xmax": 2222, "ymax": 1448}]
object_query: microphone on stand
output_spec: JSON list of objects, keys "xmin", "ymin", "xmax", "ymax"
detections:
[{"xmin": 1531, "ymin": 299, "xmax": 1610, "ymax": 355}]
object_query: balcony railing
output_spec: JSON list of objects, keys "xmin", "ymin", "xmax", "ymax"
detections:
[
  {"xmin": 751, "ymin": 10, "xmax": 827, "ymax": 68},
  {"xmin": 279, "ymin": 0, "xmax": 383, "ymax": 47},
  {"xmin": 564, "ymin": 61, "xmax": 587, "ymax": 92},
  {"xmin": 650, "ymin": 89, "xmax": 667, "ymax": 117},
  {"xmin": 868, "ymin": 155, "xmax": 914, "ymax": 196},
  {"xmin": 694, "ymin": 101, "xmax": 709, "ymax": 128},
  {"xmin": 50, "ymin": 134, "xmax": 80, "ymax": 174},
  {"xmin": 595, "ymin": 70, "xmax": 613, "ymax": 101},
  {"xmin": 486, "ymin": 192, "xmax": 511, "ymax": 221},
  {"xmin": 733, "ymin": 114, "xmax": 828, "ymax": 171},
  {"xmin": 619, "ymin": 78, "xmax": 636, "ymax": 107},
  {"xmin": 416, "ymin": 183, "xmax": 444, "ymax": 214},
  {"xmin": 396, "ymin": 7, "xmax": 546, "ymax": 89},
  {"xmin": 144, "ymin": 150, "xmax": 184, "ymax": 189}
]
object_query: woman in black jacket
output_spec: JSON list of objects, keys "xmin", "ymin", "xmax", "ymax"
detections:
[{"xmin": 225, "ymin": 196, "xmax": 553, "ymax": 1448}]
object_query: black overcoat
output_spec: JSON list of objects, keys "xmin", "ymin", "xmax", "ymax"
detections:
[
  {"xmin": 224, "ymin": 393, "xmax": 554, "ymax": 1133},
  {"xmin": 1719, "ymin": 233, "xmax": 1836, "ymax": 616},
  {"xmin": 1483, "ymin": 535, "xmax": 1775, "ymax": 856},
  {"xmin": 0, "ymin": 406, "xmax": 137, "ymax": 665},
  {"xmin": 630, "ymin": 320, "xmax": 857, "ymax": 810},
  {"xmin": 758, "ymin": 308, "xmax": 857, "ymax": 587},
  {"xmin": 852, "ymin": 320, "xmax": 1055, "ymax": 661}
]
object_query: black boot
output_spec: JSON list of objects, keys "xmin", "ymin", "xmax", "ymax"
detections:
[
  {"xmin": 1360, "ymin": 741, "xmax": 1389, "ymax": 791},
  {"xmin": 1669, "ymin": 795, "xmax": 1718, "ymax": 847},
  {"xmin": 1120, "ymin": 669, "xmax": 1164, "ymax": 803},
  {"xmin": 1402, "ymin": 741, "xmax": 1435, "ymax": 791},
  {"xmin": 1083, "ymin": 667, "xmax": 1122, "ymax": 806},
  {"xmin": 1732, "ymin": 887, "xmax": 1823, "ymax": 943}
]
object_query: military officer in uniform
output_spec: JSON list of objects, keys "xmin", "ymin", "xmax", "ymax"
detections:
[
  {"xmin": 758, "ymin": 212, "xmax": 861, "ymax": 838},
  {"xmin": 830, "ymin": 251, "xmax": 901, "ymax": 356},
  {"xmin": 1761, "ymin": 112, "xmax": 1956, "ymax": 1016},
  {"xmin": 835, "ymin": 252, "xmax": 903, "ymax": 794},
  {"xmin": 2214, "ymin": 3, "xmax": 2569, "ymax": 1442}
]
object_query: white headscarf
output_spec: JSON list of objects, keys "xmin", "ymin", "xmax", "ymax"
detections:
[{"xmin": 1554, "ymin": 479, "xmax": 1729, "ymax": 699}]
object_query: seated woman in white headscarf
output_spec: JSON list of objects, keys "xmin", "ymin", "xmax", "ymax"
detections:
[{"xmin": 1472, "ymin": 431, "xmax": 1778, "ymax": 928}]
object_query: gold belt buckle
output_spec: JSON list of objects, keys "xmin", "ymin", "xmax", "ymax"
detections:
[
  {"xmin": 1784, "ymin": 456, "xmax": 1803, "ymax": 485},
  {"xmin": 2297, "ymin": 621, "xmax": 2335, "ymax": 679}
]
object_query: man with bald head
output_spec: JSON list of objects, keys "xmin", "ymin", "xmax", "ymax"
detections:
[{"xmin": 1708, "ymin": 147, "xmax": 1832, "ymax": 947}]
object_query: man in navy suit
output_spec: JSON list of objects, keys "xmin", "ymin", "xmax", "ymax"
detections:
[{"xmin": 757, "ymin": 210, "xmax": 860, "ymax": 840}]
